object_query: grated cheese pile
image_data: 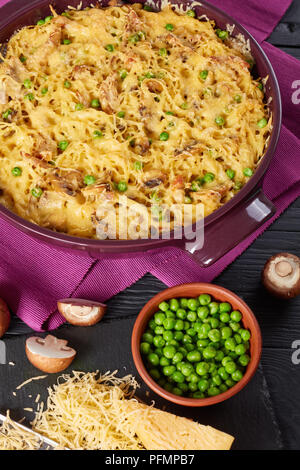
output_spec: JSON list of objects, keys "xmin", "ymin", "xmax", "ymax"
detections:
[
  {"xmin": 0, "ymin": 412, "xmax": 42, "ymax": 450},
  {"xmin": 31, "ymin": 370, "xmax": 234, "ymax": 450},
  {"xmin": 32, "ymin": 370, "xmax": 145, "ymax": 450}
]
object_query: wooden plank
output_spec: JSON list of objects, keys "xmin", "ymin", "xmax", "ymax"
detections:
[
  {"xmin": 280, "ymin": 0, "xmax": 300, "ymax": 24},
  {"xmin": 269, "ymin": 22, "xmax": 300, "ymax": 46},
  {"xmin": 261, "ymin": 349, "xmax": 300, "ymax": 449},
  {"xmin": 0, "ymin": 321, "xmax": 283, "ymax": 450}
]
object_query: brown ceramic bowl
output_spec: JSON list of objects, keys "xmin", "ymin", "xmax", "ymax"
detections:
[{"xmin": 132, "ymin": 283, "xmax": 262, "ymax": 407}]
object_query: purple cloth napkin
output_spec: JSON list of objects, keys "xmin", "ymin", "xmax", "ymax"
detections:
[{"xmin": 0, "ymin": 0, "xmax": 299, "ymax": 332}]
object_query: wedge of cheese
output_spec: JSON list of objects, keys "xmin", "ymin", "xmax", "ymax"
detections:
[{"xmin": 124, "ymin": 401, "xmax": 234, "ymax": 451}]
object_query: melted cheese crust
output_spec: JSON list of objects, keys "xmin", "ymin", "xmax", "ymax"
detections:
[{"xmin": 0, "ymin": 4, "xmax": 271, "ymax": 239}]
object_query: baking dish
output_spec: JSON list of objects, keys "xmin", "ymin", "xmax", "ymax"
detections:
[{"xmin": 0, "ymin": 0, "xmax": 281, "ymax": 265}]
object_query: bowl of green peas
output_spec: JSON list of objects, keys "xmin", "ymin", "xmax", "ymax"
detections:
[{"xmin": 132, "ymin": 283, "xmax": 262, "ymax": 407}]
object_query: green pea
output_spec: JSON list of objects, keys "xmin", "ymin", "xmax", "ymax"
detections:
[
  {"xmin": 212, "ymin": 374, "xmax": 222, "ymax": 386},
  {"xmin": 216, "ymin": 29, "xmax": 228, "ymax": 40},
  {"xmin": 176, "ymin": 308, "xmax": 187, "ymax": 320},
  {"xmin": 238, "ymin": 354, "xmax": 250, "ymax": 367},
  {"xmin": 148, "ymin": 319, "xmax": 156, "ymax": 330},
  {"xmin": 23, "ymin": 79, "xmax": 32, "ymax": 89},
  {"xmin": 19, "ymin": 55, "xmax": 27, "ymax": 63},
  {"xmin": 199, "ymin": 294, "xmax": 211, "ymax": 305},
  {"xmin": 219, "ymin": 302, "xmax": 231, "ymax": 313},
  {"xmin": 64, "ymin": 80, "xmax": 71, "ymax": 88},
  {"xmin": 221, "ymin": 326, "xmax": 232, "ymax": 340},
  {"xmin": 163, "ymin": 330, "xmax": 173, "ymax": 342},
  {"xmin": 187, "ymin": 350, "xmax": 201, "ymax": 363},
  {"xmin": 178, "ymin": 382, "xmax": 189, "ymax": 392},
  {"xmin": 187, "ymin": 298, "xmax": 198, "ymax": 311},
  {"xmin": 181, "ymin": 363, "xmax": 194, "ymax": 377},
  {"xmin": 215, "ymin": 116, "xmax": 225, "ymax": 127},
  {"xmin": 232, "ymin": 370, "xmax": 243, "ymax": 382},
  {"xmin": 58, "ymin": 140, "xmax": 69, "ymax": 151},
  {"xmin": 209, "ymin": 302, "xmax": 219, "ymax": 315},
  {"xmin": 117, "ymin": 181, "xmax": 128, "ymax": 192},
  {"xmin": 154, "ymin": 312, "xmax": 166, "ymax": 325},
  {"xmin": 189, "ymin": 382, "xmax": 198, "ymax": 392},
  {"xmin": 215, "ymin": 350, "xmax": 225, "ymax": 362},
  {"xmin": 225, "ymin": 361, "xmax": 237, "ymax": 374},
  {"xmin": 105, "ymin": 44, "xmax": 114, "ymax": 52},
  {"xmin": 84, "ymin": 175, "xmax": 96, "ymax": 186},
  {"xmin": 159, "ymin": 47, "xmax": 167, "ymax": 57},
  {"xmin": 186, "ymin": 9, "xmax": 196, "ymax": 17},
  {"xmin": 160, "ymin": 356, "xmax": 170, "ymax": 367},
  {"xmin": 174, "ymin": 319, "xmax": 184, "ymax": 331},
  {"xmin": 257, "ymin": 117, "xmax": 268, "ymax": 128},
  {"xmin": 165, "ymin": 23, "xmax": 174, "ymax": 31},
  {"xmin": 153, "ymin": 336, "xmax": 165, "ymax": 348},
  {"xmin": 197, "ymin": 306, "xmax": 209, "ymax": 320},
  {"xmin": 218, "ymin": 367, "xmax": 229, "ymax": 381},
  {"xmin": 163, "ymin": 318, "xmax": 176, "ymax": 330},
  {"xmin": 222, "ymin": 356, "xmax": 232, "ymax": 367},
  {"xmin": 148, "ymin": 353, "xmax": 159, "ymax": 366},
  {"xmin": 198, "ymin": 323, "xmax": 211, "ymax": 339},
  {"xmin": 149, "ymin": 368, "xmax": 160, "ymax": 380},
  {"xmin": 142, "ymin": 332, "xmax": 153, "ymax": 344},
  {"xmin": 75, "ymin": 103, "xmax": 84, "ymax": 111},
  {"xmin": 172, "ymin": 332, "xmax": 183, "ymax": 342},
  {"xmin": 41, "ymin": 87, "xmax": 48, "ymax": 95},
  {"xmin": 207, "ymin": 386, "xmax": 220, "ymax": 397},
  {"xmin": 203, "ymin": 172, "xmax": 215, "ymax": 183},
  {"xmin": 117, "ymin": 111, "xmax": 125, "ymax": 118},
  {"xmin": 45, "ymin": 16, "xmax": 53, "ymax": 23},
  {"xmin": 225, "ymin": 338, "xmax": 236, "ymax": 351},
  {"xmin": 234, "ymin": 334, "xmax": 242, "ymax": 345},
  {"xmin": 225, "ymin": 378, "xmax": 235, "ymax": 388},
  {"xmin": 187, "ymin": 311, "xmax": 197, "ymax": 322},
  {"xmin": 234, "ymin": 94, "xmax": 242, "ymax": 103},
  {"xmin": 235, "ymin": 344, "xmax": 246, "ymax": 356},
  {"xmin": 203, "ymin": 346, "xmax": 216, "ymax": 359},
  {"xmin": 140, "ymin": 342, "xmax": 151, "ymax": 355},
  {"xmin": 197, "ymin": 379, "xmax": 208, "ymax": 392},
  {"xmin": 154, "ymin": 325, "xmax": 164, "ymax": 335},
  {"xmin": 208, "ymin": 329, "xmax": 221, "ymax": 343},
  {"xmin": 229, "ymin": 321, "xmax": 240, "ymax": 332},
  {"xmin": 180, "ymin": 102, "xmax": 188, "ymax": 110},
  {"xmin": 12, "ymin": 167, "xmax": 22, "ymax": 177},
  {"xmin": 182, "ymin": 334, "xmax": 192, "ymax": 345},
  {"xmin": 165, "ymin": 310, "xmax": 175, "ymax": 318},
  {"xmin": 169, "ymin": 298, "xmax": 179, "ymax": 311},
  {"xmin": 240, "ymin": 329, "xmax": 251, "ymax": 341},
  {"xmin": 226, "ymin": 169, "xmax": 235, "ymax": 180},
  {"xmin": 172, "ymin": 387, "xmax": 183, "ymax": 396},
  {"xmin": 220, "ymin": 384, "xmax": 228, "ymax": 393},
  {"xmin": 172, "ymin": 371, "xmax": 185, "ymax": 383},
  {"xmin": 24, "ymin": 93, "xmax": 34, "ymax": 101},
  {"xmin": 119, "ymin": 69, "xmax": 128, "ymax": 80},
  {"xmin": 243, "ymin": 168, "xmax": 253, "ymax": 178},
  {"xmin": 63, "ymin": 38, "xmax": 71, "ymax": 45},
  {"xmin": 163, "ymin": 365, "xmax": 176, "ymax": 377},
  {"xmin": 37, "ymin": 19, "xmax": 45, "ymax": 25},
  {"xmin": 196, "ymin": 362, "xmax": 209, "ymax": 376},
  {"xmin": 31, "ymin": 187, "xmax": 43, "ymax": 198},
  {"xmin": 159, "ymin": 132, "xmax": 169, "ymax": 141},
  {"xmin": 159, "ymin": 301, "xmax": 169, "ymax": 312},
  {"xmin": 220, "ymin": 312, "xmax": 230, "ymax": 323},
  {"xmin": 163, "ymin": 346, "xmax": 176, "ymax": 359},
  {"xmin": 210, "ymin": 318, "xmax": 219, "ymax": 329},
  {"xmin": 171, "ymin": 352, "xmax": 183, "ymax": 365},
  {"xmin": 91, "ymin": 99, "xmax": 100, "ymax": 108},
  {"xmin": 199, "ymin": 70, "xmax": 208, "ymax": 80},
  {"xmin": 180, "ymin": 298, "xmax": 188, "ymax": 308}
]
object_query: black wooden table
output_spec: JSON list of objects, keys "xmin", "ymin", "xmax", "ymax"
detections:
[{"xmin": 1, "ymin": 1, "xmax": 300, "ymax": 451}]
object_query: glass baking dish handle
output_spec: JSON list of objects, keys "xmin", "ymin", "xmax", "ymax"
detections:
[{"xmin": 186, "ymin": 189, "xmax": 276, "ymax": 267}]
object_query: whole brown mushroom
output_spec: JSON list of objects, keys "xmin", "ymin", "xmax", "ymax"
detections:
[
  {"xmin": 262, "ymin": 253, "xmax": 300, "ymax": 299},
  {"xmin": 0, "ymin": 298, "xmax": 10, "ymax": 338}
]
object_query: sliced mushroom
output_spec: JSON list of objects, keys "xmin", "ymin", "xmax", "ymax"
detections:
[
  {"xmin": 262, "ymin": 253, "xmax": 300, "ymax": 299},
  {"xmin": 25, "ymin": 335, "xmax": 76, "ymax": 373},
  {"xmin": 0, "ymin": 298, "xmax": 10, "ymax": 339},
  {"xmin": 57, "ymin": 298, "xmax": 107, "ymax": 326}
]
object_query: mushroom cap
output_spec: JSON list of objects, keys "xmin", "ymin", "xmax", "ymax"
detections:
[
  {"xmin": 57, "ymin": 298, "xmax": 106, "ymax": 326},
  {"xmin": 26, "ymin": 335, "xmax": 76, "ymax": 373},
  {"xmin": 0, "ymin": 298, "xmax": 10, "ymax": 338},
  {"xmin": 262, "ymin": 252, "xmax": 300, "ymax": 299}
]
